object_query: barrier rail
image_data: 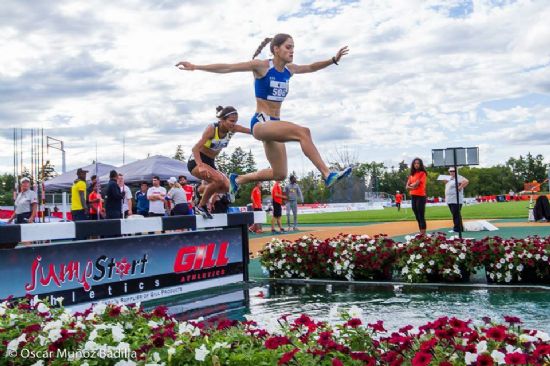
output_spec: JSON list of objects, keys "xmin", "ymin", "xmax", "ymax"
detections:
[{"xmin": 0, "ymin": 212, "xmax": 265, "ymax": 307}]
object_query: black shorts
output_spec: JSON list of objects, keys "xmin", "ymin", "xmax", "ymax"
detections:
[
  {"xmin": 187, "ymin": 153, "xmax": 217, "ymax": 173},
  {"xmin": 273, "ymin": 202, "xmax": 282, "ymax": 218},
  {"xmin": 171, "ymin": 203, "xmax": 189, "ymax": 216}
]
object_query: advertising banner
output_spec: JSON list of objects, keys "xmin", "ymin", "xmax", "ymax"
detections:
[{"xmin": 0, "ymin": 228, "xmax": 244, "ymax": 306}]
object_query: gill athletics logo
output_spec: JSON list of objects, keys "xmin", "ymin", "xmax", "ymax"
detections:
[
  {"xmin": 173, "ymin": 242, "xmax": 230, "ymax": 273},
  {"xmin": 25, "ymin": 254, "xmax": 149, "ymax": 292}
]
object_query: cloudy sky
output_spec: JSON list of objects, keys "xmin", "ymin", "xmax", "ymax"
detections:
[{"xmin": 1, "ymin": 0, "xmax": 549, "ymax": 177}]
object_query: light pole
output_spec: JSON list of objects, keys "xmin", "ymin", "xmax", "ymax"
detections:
[{"xmin": 47, "ymin": 136, "xmax": 66, "ymax": 173}]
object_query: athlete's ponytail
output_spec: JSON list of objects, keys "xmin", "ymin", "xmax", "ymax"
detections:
[
  {"xmin": 252, "ymin": 34, "xmax": 292, "ymax": 59},
  {"xmin": 216, "ymin": 106, "xmax": 238, "ymax": 120}
]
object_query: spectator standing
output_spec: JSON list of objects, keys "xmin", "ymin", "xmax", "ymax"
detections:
[
  {"xmin": 86, "ymin": 175, "xmax": 97, "ymax": 207},
  {"xmin": 284, "ymin": 175, "xmax": 303, "ymax": 231},
  {"xmin": 179, "ymin": 175, "xmax": 195, "ymax": 215},
  {"xmin": 406, "ymin": 158, "xmax": 428, "ymax": 235},
  {"xmin": 135, "ymin": 182, "xmax": 149, "ymax": 216},
  {"xmin": 167, "ymin": 177, "xmax": 189, "ymax": 215},
  {"xmin": 147, "ymin": 176, "xmax": 166, "ymax": 217},
  {"xmin": 271, "ymin": 180, "xmax": 286, "ymax": 234},
  {"xmin": 88, "ymin": 181, "xmax": 104, "ymax": 220},
  {"xmin": 250, "ymin": 181, "xmax": 263, "ymax": 233},
  {"xmin": 105, "ymin": 170, "xmax": 126, "ymax": 219},
  {"xmin": 444, "ymin": 167, "xmax": 469, "ymax": 233},
  {"xmin": 7, "ymin": 177, "xmax": 37, "ymax": 224},
  {"xmin": 395, "ymin": 191, "xmax": 403, "ymax": 212},
  {"xmin": 118, "ymin": 174, "xmax": 132, "ymax": 218},
  {"xmin": 71, "ymin": 168, "xmax": 88, "ymax": 221}
]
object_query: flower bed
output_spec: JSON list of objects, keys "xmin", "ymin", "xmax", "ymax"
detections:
[
  {"xmin": 260, "ymin": 234, "xmax": 396, "ymax": 281},
  {"xmin": 0, "ymin": 299, "xmax": 548, "ymax": 365},
  {"xmin": 260, "ymin": 234, "xmax": 550, "ymax": 284}
]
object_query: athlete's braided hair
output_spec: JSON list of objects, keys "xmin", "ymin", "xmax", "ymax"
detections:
[
  {"xmin": 216, "ymin": 105, "xmax": 238, "ymax": 119},
  {"xmin": 252, "ymin": 33, "xmax": 292, "ymax": 59}
]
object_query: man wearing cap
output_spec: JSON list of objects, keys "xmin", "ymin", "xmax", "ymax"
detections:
[
  {"xmin": 71, "ymin": 168, "xmax": 88, "ymax": 221},
  {"xmin": 444, "ymin": 167, "xmax": 469, "ymax": 232},
  {"xmin": 395, "ymin": 190, "xmax": 403, "ymax": 212},
  {"xmin": 7, "ymin": 177, "xmax": 38, "ymax": 224}
]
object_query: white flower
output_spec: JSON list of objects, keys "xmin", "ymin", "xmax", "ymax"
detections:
[
  {"xmin": 178, "ymin": 322, "xmax": 201, "ymax": 337},
  {"xmin": 148, "ymin": 320, "xmax": 160, "ymax": 328},
  {"xmin": 93, "ymin": 302, "xmax": 107, "ymax": 315},
  {"xmin": 459, "ymin": 253, "xmax": 466, "ymax": 260},
  {"xmin": 418, "ymin": 263, "xmax": 424, "ymax": 269},
  {"xmin": 426, "ymin": 268, "xmax": 432, "ymax": 273},
  {"xmin": 31, "ymin": 361, "xmax": 44, "ymax": 366},
  {"xmin": 464, "ymin": 352, "xmax": 477, "ymax": 365},
  {"xmin": 491, "ymin": 350, "xmax": 506, "ymax": 364},
  {"xmin": 114, "ymin": 361, "xmax": 137, "ymax": 366},
  {"xmin": 43, "ymin": 320, "xmax": 63, "ymax": 332},
  {"xmin": 499, "ymin": 258, "xmax": 505, "ymax": 264},
  {"xmin": 48, "ymin": 328, "xmax": 62, "ymax": 342},
  {"xmin": 508, "ymin": 263, "xmax": 514, "ymax": 269},
  {"xmin": 167, "ymin": 347, "xmax": 176, "ymax": 356},
  {"xmin": 116, "ymin": 342, "xmax": 130, "ymax": 352},
  {"xmin": 111, "ymin": 324, "xmax": 125, "ymax": 342},
  {"xmin": 212, "ymin": 342, "xmax": 230, "ymax": 351},
  {"xmin": 296, "ymin": 257, "xmax": 302, "ymax": 263},
  {"xmin": 401, "ymin": 267, "xmax": 409, "ymax": 274},
  {"xmin": 195, "ymin": 344, "xmax": 210, "ymax": 361},
  {"xmin": 505, "ymin": 345, "xmax": 521, "ymax": 354},
  {"xmin": 429, "ymin": 260, "xmax": 435, "ymax": 266},
  {"xmin": 517, "ymin": 264, "xmax": 524, "ymax": 272},
  {"xmin": 476, "ymin": 340, "xmax": 487, "ymax": 354},
  {"xmin": 37, "ymin": 303, "xmax": 49, "ymax": 313},
  {"xmin": 519, "ymin": 334, "xmax": 537, "ymax": 343},
  {"xmin": 152, "ymin": 352, "xmax": 161, "ymax": 362},
  {"xmin": 496, "ymin": 263, "xmax": 502, "ymax": 269},
  {"xmin": 542, "ymin": 255, "xmax": 548, "ymax": 261},
  {"xmin": 84, "ymin": 340, "xmax": 99, "ymax": 351},
  {"xmin": 7, "ymin": 333, "xmax": 26, "ymax": 354}
]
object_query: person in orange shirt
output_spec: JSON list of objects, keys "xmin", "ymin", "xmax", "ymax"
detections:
[
  {"xmin": 271, "ymin": 180, "xmax": 287, "ymax": 234},
  {"xmin": 88, "ymin": 181, "xmax": 104, "ymax": 220},
  {"xmin": 395, "ymin": 190, "xmax": 403, "ymax": 212},
  {"xmin": 406, "ymin": 158, "xmax": 427, "ymax": 234},
  {"xmin": 249, "ymin": 181, "xmax": 263, "ymax": 233}
]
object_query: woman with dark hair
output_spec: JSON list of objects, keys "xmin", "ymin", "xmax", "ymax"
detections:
[
  {"xmin": 406, "ymin": 158, "xmax": 428, "ymax": 234},
  {"xmin": 188, "ymin": 105, "xmax": 250, "ymax": 218},
  {"xmin": 176, "ymin": 34, "xmax": 352, "ymax": 197}
]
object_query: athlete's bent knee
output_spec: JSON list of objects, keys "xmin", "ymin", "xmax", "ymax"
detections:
[{"xmin": 301, "ymin": 126, "xmax": 311, "ymax": 139}]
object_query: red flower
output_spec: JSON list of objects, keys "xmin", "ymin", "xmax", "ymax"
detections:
[
  {"xmin": 108, "ymin": 306, "xmax": 122, "ymax": 317},
  {"xmin": 332, "ymin": 358, "xmax": 344, "ymax": 366},
  {"xmin": 368, "ymin": 320, "xmax": 386, "ymax": 332},
  {"xmin": 294, "ymin": 314, "xmax": 314, "ymax": 327},
  {"xmin": 533, "ymin": 344, "xmax": 550, "ymax": 358},
  {"xmin": 504, "ymin": 352, "xmax": 527, "ymax": 365},
  {"xmin": 346, "ymin": 318, "xmax": 362, "ymax": 328},
  {"xmin": 477, "ymin": 354, "xmax": 494, "ymax": 366},
  {"xmin": 412, "ymin": 351, "xmax": 432, "ymax": 366},
  {"xmin": 419, "ymin": 338, "xmax": 438, "ymax": 351},
  {"xmin": 503, "ymin": 316, "xmax": 521, "ymax": 324},
  {"xmin": 486, "ymin": 326, "xmax": 507, "ymax": 342},
  {"xmin": 152, "ymin": 334, "xmax": 165, "ymax": 348},
  {"xmin": 278, "ymin": 348, "xmax": 298, "ymax": 365},
  {"xmin": 439, "ymin": 362, "xmax": 452, "ymax": 366},
  {"xmin": 256, "ymin": 291, "xmax": 265, "ymax": 298},
  {"xmin": 152, "ymin": 305, "xmax": 168, "ymax": 318},
  {"xmin": 265, "ymin": 336, "xmax": 291, "ymax": 350}
]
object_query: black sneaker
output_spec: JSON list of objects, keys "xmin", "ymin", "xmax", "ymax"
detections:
[{"xmin": 197, "ymin": 205, "xmax": 213, "ymax": 219}]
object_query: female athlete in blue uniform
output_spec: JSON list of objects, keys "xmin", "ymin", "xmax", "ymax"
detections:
[
  {"xmin": 176, "ymin": 33, "xmax": 351, "ymax": 197},
  {"xmin": 188, "ymin": 105, "xmax": 250, "ymax": 218}
]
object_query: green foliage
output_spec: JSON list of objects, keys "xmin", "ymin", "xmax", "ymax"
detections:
[
  {"xmin": 0, "ymin": 174, "xmax": 16, "ymax": 206},
  {"xmin": 215, "ymin": 148, "xmax": 257, "ymax": 206}
]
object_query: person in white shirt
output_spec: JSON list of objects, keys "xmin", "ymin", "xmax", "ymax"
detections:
[
  {"xmin": 7, "ymin": 177, "xmax": 37, "ymax": 224},
  {"xmin": 118, "ymin": 174, "xmax": 133, "ymax": 218},
  {"xmin": 147, "ymin": 176, "xmax": 167, "ymax": 217},
  {"xmin": 444, "ymin": 167, "xmax": 469, "ymax": 233}
]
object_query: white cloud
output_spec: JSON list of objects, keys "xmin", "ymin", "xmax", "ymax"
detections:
[{"xmin": 0, "ymin": 0, "xmax": 549, "ymax": 177}]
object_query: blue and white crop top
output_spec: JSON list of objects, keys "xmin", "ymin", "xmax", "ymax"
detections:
[
  {"xmin": 204, "ymin": 123, "xmax": 233, "ymax": 152},
  {"xmin": 254, "ymin": 60, "xmax": 292, "ymax": 102}
]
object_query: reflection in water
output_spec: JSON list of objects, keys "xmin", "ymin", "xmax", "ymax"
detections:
[{"xmin": 144, "ymin": 282, "xmax": 550, "ymax": 333}]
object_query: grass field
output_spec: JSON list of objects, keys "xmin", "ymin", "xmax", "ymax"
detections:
[{"xmin": 277, "ymin": 201, "xmax": 531, "ymax": 225}]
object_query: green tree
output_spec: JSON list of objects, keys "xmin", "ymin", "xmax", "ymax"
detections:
[
  {"xmin": 215, "ymin": 151, "xmax": 231, "ymax": 175},
  {"xmin": 173, "ymin": 145, "xmax": 186, "ymax": 161},
  {"xmin": 0, "ymin": 174, "xmax": 16, "ymax": 206},
  {"xmin": 38, "ymin": 160, "xmax": 57, "ymax": 181},
  {"xmin": 506, "ymin": 153, "xmax": 548, "ymax": 188}
]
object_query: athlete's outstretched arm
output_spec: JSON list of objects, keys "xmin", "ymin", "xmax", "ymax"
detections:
[
  {"xmin": 176, "ymin": 59, "xmax": 265, "ymax": 74},
  {"xmin": 232, "ymin": 124, "xmax": 251, "ymax": 135},
  {"xmin": 288, "ymin": 46, "xmax": 349, "ymax": 74}
]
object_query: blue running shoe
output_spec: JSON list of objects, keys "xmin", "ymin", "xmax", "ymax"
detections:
[
  {"xmin": 325, "ymin": 167, "xmax": 353, "ymax": 188},
  {"xmin": 229, "ymin": 173, "xmax": 240, "ymax": 197}
]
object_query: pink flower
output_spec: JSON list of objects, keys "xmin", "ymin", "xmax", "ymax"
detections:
[
  {"xmin": 278, "ymin": 348, "xmax": 298, "ymax": 365},
  {"xmin": 486, "ymin": 326, "xmax": 507, "ymax": 342},
  {"xmin": 412, "ymin": 351, "xmax": 432, "ymax": 366},
  {"xmin": 504, "ymin": 352, "xmax": 527, "ymax": 365}
]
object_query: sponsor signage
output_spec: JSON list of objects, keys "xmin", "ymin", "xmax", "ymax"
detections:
[{"xmin": 0, "ymin": 229, "xmax": 244, "ymax": 306}]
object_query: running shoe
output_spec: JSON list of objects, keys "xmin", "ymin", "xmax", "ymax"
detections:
[
  {"xmin": 229, "ymin": 173, "xmax": 240, "ymax": 197},
  {"xmin": 197, "ymin": 205, "xmax": 213, "ymax": 219},
  {"xmin": 324, "ymin": 166, "xmax": 353, "ymax": 188}
]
